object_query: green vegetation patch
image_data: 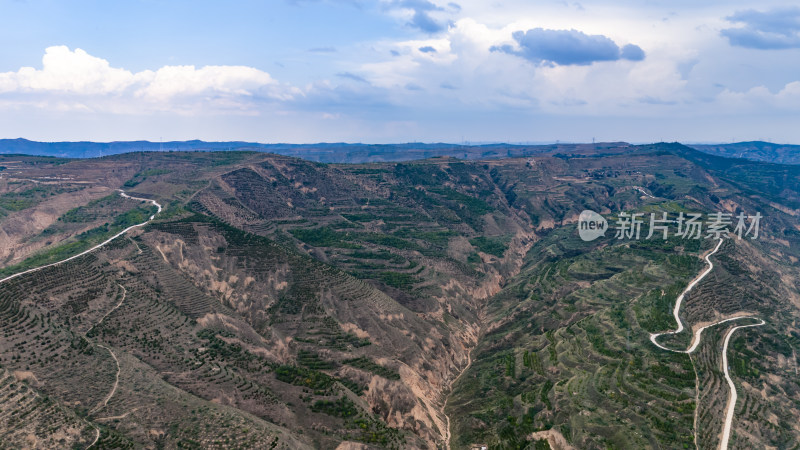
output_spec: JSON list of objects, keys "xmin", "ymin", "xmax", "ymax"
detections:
[
  {"xmin": 275, "ymin": 365, "xmax": 364, "ymax": 395},
  {"xmin": 376, "ymin": 271, "xmax": 418, "ymax": 289},
  {"xmin": 0, "ymin": 185, "xmax": 82, "ymax": 212},
  {"xmin": 428, "ymin": 187, "xmax": 493, "ymax": 216},
  {"xmin": 122, "ymin": 168, "xmax": 173, "ymax": 187},
  {"xmin": 343, "ymin": 357, "xmax": 401, "ymax": 380},
  {"xmin": 0, "ymin": 203, "xmax": 158, "ymax": 278},
  {"xmin": 393, "ymin": 227, "xmax": 457, "ymax": 246},
  {"xmin": 59, "ymin": 194, "xmax": 120, "ymax": 223},
  {"xmin": 298, "ymin": 350, "xmax": 336, "ymax": 370},
  {"xmin": 354, "ymin": 233, "xmax": 423, "ymax": 252},
  {"xmin": 275, "ymin": 365, "xmax": 336, "ymax": 391},
  {"xmin": 470, "ymin": 235, "xmax": 510, "ymax": 257},
  {"xmin": 289, "ymin": 227, "xmax": 361, "ymax": 249},
  {"xmin": 349, "ymin": 250, "xmax": 406, "ymax": 264},
  {"xmin": 311, "ymin": 396, "xmax": 359, "ymax": 418}
]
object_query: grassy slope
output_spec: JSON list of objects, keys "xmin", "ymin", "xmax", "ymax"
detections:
[{"xmin": 1, "ymin": 146, "xmax": 800, "ymax": 448}]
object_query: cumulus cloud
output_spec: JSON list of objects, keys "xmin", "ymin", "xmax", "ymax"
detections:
[
  {"xmin": 388, "ymin": 0, "xmax": 447, "ymax": 33},
  {"xmin": 0, "ymin": 46, "xmax": 137, "ymax": 94},
  {"xmin": 490, "ymin": 28, "xmax": 645, "ymax": 66},
  {"xmin": 721, "ymin": 7, "xmax": 800, "ymax": 49},
  {"xmin": 352, "ymin": 17, "xmax": 687, "ymax": 119},
  {"xmin": 0, "ymin": 46, "xmax": 298, "ymax": 113},
  {"xmin": 717, "ymin": 80, "xmax": 800, "ymax": 110},
  {"xmin": 140, "ymin": 65, "xmax": 289, "ymax": 101},
  {"xmin": 410, "ymin": 9, "xmax": 445, "ymax": 33},
  {"xmin": 620, "ymin": 44, "xmax": 646, "ymax": 61}
]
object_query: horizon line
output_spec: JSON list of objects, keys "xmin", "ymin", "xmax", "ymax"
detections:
[{"xmin": 1, "ymin": 138, "xmax": 796, "ymax": 147}]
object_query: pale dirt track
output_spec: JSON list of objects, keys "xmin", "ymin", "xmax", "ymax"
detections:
[
  {"xmin": 0, "ymin": 190, "xmax": 161, "ymax": 285},
  {"xmin": 649, "ymin": 238, "xmax": 764, "ymax": 450},
  {"xmin": 0, "ymin": 191, "xmax": 161, "ymax": 449}
]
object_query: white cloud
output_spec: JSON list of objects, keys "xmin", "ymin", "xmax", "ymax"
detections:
[
  {"xmin": 137, "ymin": 64, "xmax": 299, "ymax": 102},
  {"xmin": 2, "ymin": 0, "xmax": 799, "ymax": 143},
  {"xmin": 0, "ymin": 46, "xmax": 300, "ymax": 114},
  {"xmin": 0, "ymin": 46, "xmax": 135, "ymax": 95},
  {"xmin": 717, "ymin": 81, "xmax": 800, "ymax": 110},
  {"xmin": 349, "ymin": 17, "xmax": 689, "ymax": 115}
]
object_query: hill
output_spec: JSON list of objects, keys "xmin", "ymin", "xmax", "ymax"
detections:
[
  {"xmin": 5, "ymin": 137, "xmax": 800, "ymax": 165},
  {"xmin": 1, "ymin": 143, "xmax": 799, "ymax": 448},
  {"xmin": 689, "ymin": 141, "xmax": 800, "ymax": 165}
]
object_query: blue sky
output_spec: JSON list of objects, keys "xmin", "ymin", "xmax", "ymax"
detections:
[{"xmin": 1, "ymin": 0, "xmax": 799, "ymax": 143}]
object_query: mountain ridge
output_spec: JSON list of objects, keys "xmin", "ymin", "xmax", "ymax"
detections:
[{"xmin": 6, "ymin": 138, "xmax": 797, "ymax": 165}]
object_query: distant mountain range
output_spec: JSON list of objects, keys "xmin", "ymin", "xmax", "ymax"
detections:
[
  {"xmin": 0, "ymin": 138, "xmax": 270, "ymax": 159},
  {"xmin": 1, "ymin": 138, "xmax": 798, "ymax": 164},
  {"xmin": 0, "ymin": 138, "xmax": 625, "ymax": 163},
  {"xmin": 687, "ymin": 141, "xmax": 800, "ymax": 165}
]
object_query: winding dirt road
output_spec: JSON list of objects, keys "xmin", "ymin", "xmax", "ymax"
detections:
[
  {"xmin": 649, "ymin": 237, "xmax": 764, "ymax": 450},
  {"xmin": 92, "ymin": 344, "xmax": 121, "ymax": 414},
  {"xmin": 0, "ymin": 190, "xmax": 161, "ymax": 449},
  {"xmin": 0, "ymin": 190, "xmax": 161, "ymax": 285},
  {"xmin": 632, "ymin": 186, "xmax": 657, "ymax": 199},
  {"xmin": 87, "ymin": 285, "xmax": 127, "ymax": 416},
  {"xmin": 87, "ymin": 284, "xmax": 128, "ymax": 336},
  {"xmin": 719, "ymin": 319, "xmax": 765, "ymax": 449},
  {"xmin": 86, "ymin": 428, "xmax": 100, "ymax": 449},
  {"xmin": 649, "ymin": 238, "xmax": 724, "ymax": 352}
]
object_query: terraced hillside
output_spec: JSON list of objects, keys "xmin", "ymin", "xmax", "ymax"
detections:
[{"xmin": 1, "ymin": 143, "xmax": 799, "ymax": 449}]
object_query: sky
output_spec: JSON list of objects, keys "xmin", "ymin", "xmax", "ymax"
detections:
[{"xmin": 1, "ymin": 0, "xmax": 799, "ymax": 144}]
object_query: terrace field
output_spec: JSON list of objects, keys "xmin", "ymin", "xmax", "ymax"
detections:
[{"xmin": 1, "ymin": 143, "xmax": 799, "ymax": 449}]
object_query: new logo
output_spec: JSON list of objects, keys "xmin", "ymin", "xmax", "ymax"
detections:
[{"xmin": 578, "ymin": 210, "xmax": 608, "ymax": 241}]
